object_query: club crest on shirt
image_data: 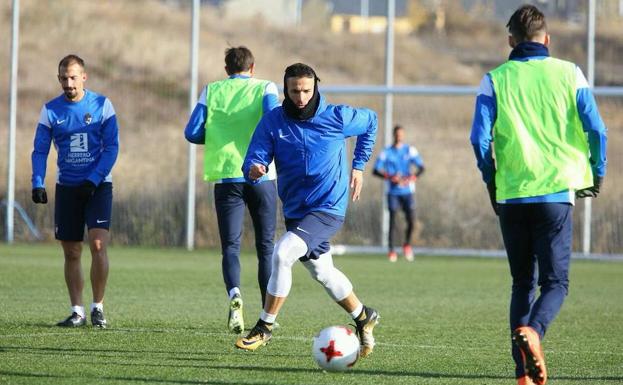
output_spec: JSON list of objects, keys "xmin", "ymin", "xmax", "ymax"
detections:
[{"xmin": 84, "ymin": 113, "xmax": 92, "ymax": 124}]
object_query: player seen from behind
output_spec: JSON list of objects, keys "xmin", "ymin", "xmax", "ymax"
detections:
[{"xmin": 470, "ymin": 5, "xmax": 607, "ymax": 385}]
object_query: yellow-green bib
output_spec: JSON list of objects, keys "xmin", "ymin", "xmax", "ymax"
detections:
[
  {"xmin": 490, "ymin": 57, "xmax": 592, "ymax": 200},
  {"xmin": 203, "ymin": 78, "xmax": 269, "ymax": 181}
]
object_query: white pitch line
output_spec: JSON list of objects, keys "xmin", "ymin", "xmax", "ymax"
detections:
[{"xmin": 1, "ymin": 327, "xmax": 621, "ymax": 357}]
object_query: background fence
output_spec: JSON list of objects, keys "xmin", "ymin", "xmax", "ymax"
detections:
[{"xmin": 1, "ymin": 0, "xmax": 622, "ymax": 254}]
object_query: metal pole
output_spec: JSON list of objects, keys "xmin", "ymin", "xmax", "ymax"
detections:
[
  {"xmin": 296, "ymin": 0, "xmax": 303, "ymax": 26},
  {"xmin": 6, "ymin": 0, "xmax": 20, "ymax": 244},
  {"xmin": 381, "ymin": 0, "xmax": 395, "ymax": 250},
  {"xmin": 186, "ymin": 0, "xmax": 200, "ymax": 250},
  {"xmin": 361, "ymin": 0, "xmax": 369, "ymax": 32},
  {"xmin": 583, "ymin": 0, "xmax": 596, "ymax": 255}
]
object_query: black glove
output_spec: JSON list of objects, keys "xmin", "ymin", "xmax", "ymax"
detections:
[
  {"xmin": 76, "ymin": 181, "xmax": 96, "ymax": 201},
  {"xmin": 576, "ymin": 176, "xmax": 603, "ymax": 199},
  {"xmin": 32, "ymin": 188, "xmax": 48, "ymax": 204},
  {"xmin": 486, "ymin": 180, "xmax": 499, "ymax": 216}
]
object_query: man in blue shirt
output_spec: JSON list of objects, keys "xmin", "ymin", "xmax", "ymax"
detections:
[
  {"xmin": 470, "ymin": 6, "xmax": 607, "ymax": 385},
  {"xmin": 235, "ymin": 63, "xmax": 379, "ymax": 358},
  {"xmin": 31, "ymin": 54, "xmax": 119, "ymax": 328},
  {"xmin": 373, "ymin": 125, "xmax": 425, "ymax": 262},
  {"xmin": 184, "ymin": 47, "xmax": 279, "ymax": 334}
]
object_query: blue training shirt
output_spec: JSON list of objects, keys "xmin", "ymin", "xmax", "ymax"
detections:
[
  {"xmin": 184, "ymin": 74, "xmax": 280, "ymax": 183},
  {"xmin": 470, "ymin": 43, "xmax": 607, "ymax": 204},
  {"xmin": 31, "ymin": 89, "xmax": 119, "ymax": 188},
  {"xmin": 373, "ymin": 143, "xmax": 424, "ymax": 196},
  {"xmin": 243, "ymin": 94, "xmax": 377, "ymax": 219}
]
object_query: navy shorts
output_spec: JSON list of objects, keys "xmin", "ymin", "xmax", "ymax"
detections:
[
  {"xmin": 285, "ymin": 211, "xmax": 344, "ymax": 261},
  {"xmin": 388, "ymin": 193, "xmax": 414, "ymax": 212},
  {"xmin": 55, "ymin": 182, "xmax": 113, "ymax": 241}
]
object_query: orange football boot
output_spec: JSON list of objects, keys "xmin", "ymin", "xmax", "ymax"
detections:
[
  {"xmin": 512, "ymin": 326, "xmax": 547, "ymax": 385},
  {"xmin": 388, "ymin": 251, "xmax": 398, "ymax": 262},
  {"xmin": 402, "ymin": 244, "xmax": 414, "ymax": 261}
]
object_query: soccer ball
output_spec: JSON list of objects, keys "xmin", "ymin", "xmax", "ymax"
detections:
[{"xmin": 312, "ymin": 326, "xmax": 360, "ymax": 371}]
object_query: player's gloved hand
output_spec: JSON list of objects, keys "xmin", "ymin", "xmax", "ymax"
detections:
[
  {"xmin": 76, "ymin": 181, "xmax": 96, "ymax": 201},
  {"xmin": 486, "ymin": 180, "xmax": 499, "ymax": 216},
  {"xmin": 576, "ymin": 176, "xmax": 603, "ymax": 199},
  {"xmin": 32, "ymin": 188, "xmax": 48, "ymax": 204}
]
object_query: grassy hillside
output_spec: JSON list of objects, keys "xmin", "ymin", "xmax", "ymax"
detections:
[{"xmin": 0, "ymin": 0, "xmax": 621, "ymax": 251}]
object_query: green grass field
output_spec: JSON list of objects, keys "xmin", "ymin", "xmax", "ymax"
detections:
[{"xmin": 1, "ymin": 243, "xmax": 621, "ymax": 385}]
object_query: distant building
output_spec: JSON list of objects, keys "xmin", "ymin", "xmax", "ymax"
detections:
[
  {"xmin": 327, "ymin": 0, "xmax": 413, "ymax": 34},
  {"xmin": 221, "ymin": 0, "xmax": 299, "ymax": 27}
]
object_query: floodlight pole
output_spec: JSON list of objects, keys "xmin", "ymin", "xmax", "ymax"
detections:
[
  {"xmin": 6, "ymin": 0, "xmax": 20, "ymax": 244},
  {"xmin": 582, "ymin": 0, "xmax": 596, "ymax": 256},
  {"xmin": 381, "ymin": 0, "xmax": 395, "ymax": 249},
  {"xmin": 186, "ymin": 0, "xmax": 200, "ymax": 250}
]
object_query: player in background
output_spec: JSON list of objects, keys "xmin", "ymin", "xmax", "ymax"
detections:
[
  {"xmin": 237, "ymin": 63, "xmax": 379, "ymax": 357},
  {"xmin": 184, "ymin": 46, "xmax": 279, "ymax": 334},
  {"xmin": 31, "ymin": 54, "xmax": 119, "ymax": 328},
  {"xmin": 470, "ymin": 5, "xmax": 607, "ymax": 385},
  {"xmin": 373, "ymin": 124, "xmax": 425, "ymax": 262}
]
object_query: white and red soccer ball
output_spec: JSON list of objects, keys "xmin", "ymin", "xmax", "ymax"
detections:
[{"xmin": 312, "ymin": 326, "xmax": 360, "ymax": 371}]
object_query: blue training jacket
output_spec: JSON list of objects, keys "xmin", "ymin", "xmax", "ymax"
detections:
[
  {"xmin": 373, "ymin": 143, "xmax": 424, "ymax": 196},
  {"xmin": 32, "ymin": 90, "xmax": 119, "ymax": 188},
  {"xmin": 243, "ymin": 94, "xmax": 377, "ymax": 219}
]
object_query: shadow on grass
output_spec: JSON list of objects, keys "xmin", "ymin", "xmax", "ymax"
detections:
[
  {"xmin": 0, "ymin": 371, "xmax": 272, "ymax": 385},
  {"xmin": 1, "ymin": 368, "xmax": 621, "ymax": 384},
  {"xmin": 0, "ymin": 344, "xmax": 307, "ymax": 360},
  {"xmin": 0, "ymin": 345, "xmax": 219, "ymax": 357},
  {"xmin": 205, "ymin": 364, "xmax": 623, "ymax": 382},
  {"xmin": 0, "ymin": 362, "xmax": 623, "ymax": 385}
]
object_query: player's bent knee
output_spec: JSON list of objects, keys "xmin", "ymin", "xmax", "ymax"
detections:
[
  {"xmin": 308, "ymin": 264, "xmax": 352, "ymax": 301},
  {"xmin": 273, "ymin": 231, "xmax": 307, "ymax": 268}
]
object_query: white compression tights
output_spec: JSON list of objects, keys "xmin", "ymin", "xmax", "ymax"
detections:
[
  {"xmin": 301, "ymin": 252, "xmax": 353, "ymax": 301},
  {"xmin": 267, "ymin": 231, "xmax": 353, "ymax": 301}
]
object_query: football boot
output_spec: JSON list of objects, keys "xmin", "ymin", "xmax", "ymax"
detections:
[
  {"xmin": 235, "ymin": 320, "xmax": 272, "ymax": 351},
  {"xmin": 56, "ymin": 312, "xmax": 86, "ymax": 327},
  {"xmin": 388, "ymin": 251, "xmax": 398, "ymax": 262},
  {"xmin": 354, "ymin": 306, "xmax": 379, "ymax": 358},
  {"xmin": 512, "ymin": 326, "xmax": 547, "ymax": 385},
  {"xmin": 91, "ymin": 308, "xmax": 107, "ymax": 328},
  {"xmin": 228, "ymin": 294, "xmax": 244, "ymax": 334},
  {"xmin": 403, "ymin": 244, "xmax": 414, "ymax": 262}
]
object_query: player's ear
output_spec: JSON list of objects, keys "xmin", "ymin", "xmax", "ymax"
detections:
[
  {"xmin": 543, "ymin": 34, "xmax": 550, "ymax": 47},
  {"xmin": 508, "ymin": 35, "xmax": 516, "ymax": 48}
]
